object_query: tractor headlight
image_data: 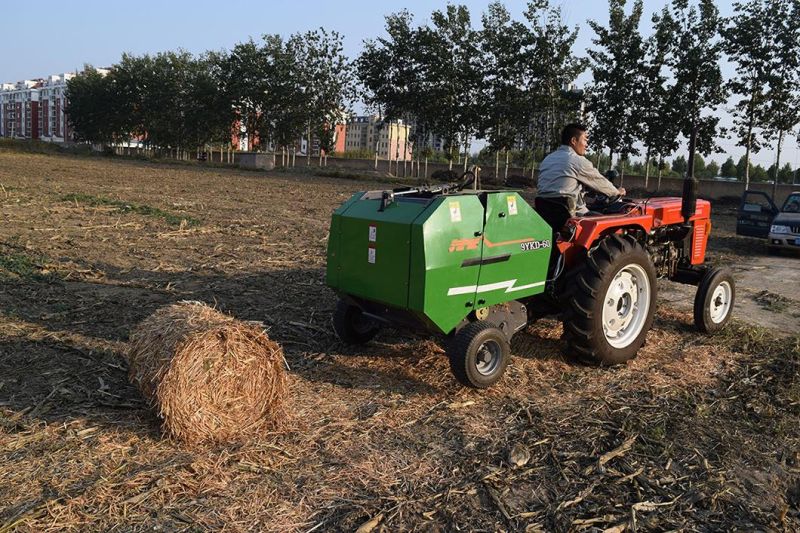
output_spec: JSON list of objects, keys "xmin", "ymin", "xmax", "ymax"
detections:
[{"xmin": 770, "ymin": 224, "xmax": 791, "ymax": 234}]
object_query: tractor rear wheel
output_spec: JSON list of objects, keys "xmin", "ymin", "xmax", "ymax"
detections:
[
  {"xmin": 562, "ymin": 234, "xmax": 656, "ymax": 365},
  {"xmin": 447, "ymin": 321, "xmax": 510, "ymax": 388},
  {"xmin": 693, "ymin": 267, "xmax": 735, "ymax": 333},
  {"xmin": 332, "ymin": 300, "xmax": 381, "ymax": 344}
]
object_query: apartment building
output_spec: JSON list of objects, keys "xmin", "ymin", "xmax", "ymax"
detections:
[
  {"xmin": 343, "ymin": 115, "xmax": 413, "ymax": 161},
  {"xmin": 1, "ymin": 80, "xmax": 41, "ymax": 139},
  {"xmin": 0, "ymin": 73, "xmax": 77, "ymax": 142}
]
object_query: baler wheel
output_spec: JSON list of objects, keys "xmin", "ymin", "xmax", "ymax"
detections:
[
  {"xmin": 693, "ymin": 267, "xmax": 735, "ymax": 333},
  {"xmin": 332, "ymin": 300, "xmax": 381, "ymax": 344},
  {"xmin": 561, "ymin": 234, "xmax": 656, "ymax": 365},
  {"xmin": 447, "ymin": 321, "xmax": 510, "ymax": 388}
]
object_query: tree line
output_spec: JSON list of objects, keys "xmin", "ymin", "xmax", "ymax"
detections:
[
  {"xmin": 66, "ymin": 30, "xmax": 355, "ymax": 163},
  {"xmin": 66, "ymin": 0, "xmax": 800, "ymax": 189}
]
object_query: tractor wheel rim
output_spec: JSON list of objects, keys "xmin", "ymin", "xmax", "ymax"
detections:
[
  {"xmin": 602, "ymin": 264, "xmax": 651, "ymax": 349},
  {"xmin": 709, "ymin": 281, "xmax": 732, "ymax": 324},
  {"xmin": 475, "ymin": 340, "xmax": 502, "ymax": 376}
]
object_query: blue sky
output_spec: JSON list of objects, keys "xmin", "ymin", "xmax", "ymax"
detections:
[{"xmin": 2, "ymin": 0, "xmax": 798, "ymax": 170}]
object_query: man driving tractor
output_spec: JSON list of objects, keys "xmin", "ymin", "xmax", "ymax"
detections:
[{"xmin": 535, "ymin": 123, "xmax": 626, "ymax": 232}]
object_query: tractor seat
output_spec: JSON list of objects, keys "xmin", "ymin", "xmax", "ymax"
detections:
[{"xmin": 533, "ymin": 196, "xmax": 573, "ymax": 236}]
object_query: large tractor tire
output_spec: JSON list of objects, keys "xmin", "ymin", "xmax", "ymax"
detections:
[
  {"xmin": 562, "ymin": 234, "xmax": 657, "ymax": 365},
  {"xmin": 447, "ymin": 321, "xmax": 510, "ymax": 388},
  {"xmin": 332, "ymin": 300, "xmax": 381, "ymax": 344},
  {"xmin": 693, "ymin": 267, "xmax": 735, "ymax": 333}
]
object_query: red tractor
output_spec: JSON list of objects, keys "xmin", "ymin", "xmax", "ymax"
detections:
[{"xmin": 536, "ymin": 181, "xmax": 734, "ymax": 366}]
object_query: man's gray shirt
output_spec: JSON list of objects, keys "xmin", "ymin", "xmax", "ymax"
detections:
[{"xmin": 537, "ymin": 145, "xmax": 619, "ymax": 215}]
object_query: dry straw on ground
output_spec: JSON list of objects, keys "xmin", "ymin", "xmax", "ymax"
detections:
[{"xmin": 126, "ymin": 301, "xmax": 287, "ymax": 444}]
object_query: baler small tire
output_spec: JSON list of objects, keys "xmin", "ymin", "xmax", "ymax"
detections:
[
  {"xmin": 447, "ymin": 321, "xmax": 509, "ymax": 388},
  {"xmin": 561, "ymin": 234, "xmax": 656, "ymax": 366},
  {"xmin": 332, "ymin": 300, "xmax": 380, "ymax": 344},
  {"xmin": 693, "ymin": 267, "xmax": 735, "ymax": 333}
]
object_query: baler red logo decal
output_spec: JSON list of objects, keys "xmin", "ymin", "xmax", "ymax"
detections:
[{"xmin": 448, "ymin": 236, "xmax": 535, "ymax": 252}]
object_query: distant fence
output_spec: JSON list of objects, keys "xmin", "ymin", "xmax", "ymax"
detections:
[{"xmin": 108, "ymin": 145, "xmax": 798, "ymax": 205}]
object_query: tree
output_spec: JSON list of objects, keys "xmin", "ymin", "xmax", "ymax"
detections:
[
  {"xmin": 778, "ymin": 163, "xmax": 794, "ymax": 184},
  {"xmin": 672, "ymin": 155, "xmax": 687, "ymax": 175},
  {"xmin": 720, "ymin": 156, "xmax": 736, "ymax": 177},
  {"xmin": 587, "ymin": 0, "xmax": 647, "ymax": 172},
  {"xmin": 218, "ymin": 40, "xmax": 270, "ymax": 151},
  {"xmin": 645, "ymin": 6, "xmax": 681, "ymax": 189},
  {"xmin": 523, "ymin": 0, "xmax": 586, "ymax": 158},
  {"xmin": 357, "ymin": 11, "xmax": 429, "ymax": 171},
  {"xmin": 66, "ymin": 67, "xmax": 123, "ymax": 145},
  {"xmin": 722, "ymin": 0, "xmax": 774, "ymax": 187},
  {"xmin": 293, "ymin": 28, "xmax": 356, "ymax": 165},
  {"xmin": 751, "ymin": 163, "xmax": 768, "ymax": 181},
  {"xmin": 703, "ymin": 160, "xmax": 720, "ymax": 178},
  {"xmin": 479, "ymin": 2, "xmax": 528, "ymax": 179},
  {"xmin": 424, "ymin": 5, "xmax": 482, "ymax": 170},
  {"xmin": 664, "ymin": 0, "xmax": 728, "ymax": 158},
  {"xmin": 763, "ymin": 0, "xmax": 800, "ymax": 197}
]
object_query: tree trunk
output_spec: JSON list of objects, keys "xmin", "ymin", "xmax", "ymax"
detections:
[
  {"xmin": 530, "ymin": 149, "xmax": 535, "ymax": 181},
  {"xmin": 425, "ymin": 157, "xmax": 429, "ymax": 179},
  {"xmin": 463, "ymin": 136, "xmax": 470, "ymax": 173},
  {"xmin": 504, "ymin": 150, "xmax": 510, "ymax": 182},
  {"xmin": 494, "ymin": 150, "xmax": 500, "ymax": 182},
  {"xmin": 388, "ymin": 123, "xmax": 393, "ymax": 175},
  {"xmin": 292, "ymin": 146, "xmax": 296, "ymax": 168},
  {"xmin": 657, "ymin": 157, "xmax": 663, "ymax": 191},
  {"xmin": 374, "ymin": 148, "xmax": 378, "ymax": 170},
  {"xmin": 307, "ymin": 125, "xmax": 311, "ymax": 166},
  {"xmin": 744, "ymin": 124, "xmax": 753, "ymax": 189},
  {"xmin": 772, "ymin": 129, "xmax": 784, "ymax": 199},
  {"xmin": 608, "ymin": 149, "xmax": 614, "ymax": 172},
  {"xmin": 644, "ymin": 147, "xmax": 651, "ymax": 190},
  {"xmin": 402, "ymin": 130, "xmax": 408, "ymax": 177}
]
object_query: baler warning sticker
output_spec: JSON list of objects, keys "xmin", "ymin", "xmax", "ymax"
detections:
[
  {"xmin": 368, "ymin": 225, "xmax": 377, "ymax": 242},
  {"xmin": 507, "ymin": 195, "xmax": 518, "ymax": 215},
  {"xmin": 449, "ymin": 201, "xmax": 462, "ymax": 222},
  {"xmin": 368, "ymin": 247, "xmax": 376, "ymax": 264}
]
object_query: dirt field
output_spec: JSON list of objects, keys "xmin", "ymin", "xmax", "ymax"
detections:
[{"xmin": 0, "ymin": 150, "xmax": 798, "ymax": 532}]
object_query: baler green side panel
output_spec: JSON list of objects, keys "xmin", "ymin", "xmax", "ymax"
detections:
[
  {"xmin": 326, "ymin": 192, "xmax": 363, "ymax": 289},
  {"xmin": 474, "ymin": 192, "xmax": 551, "ymax": 306},
  {"xmin": 334, "ymin": 197, "xmax": 428, "ymax": 308},
  {"xmin": 409, "ymin": 195, "xmax": 485, "ymax": 334}
]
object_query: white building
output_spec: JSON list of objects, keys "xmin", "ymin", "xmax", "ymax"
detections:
[{"xmin": 0, "ymin": 71, "xmax": 89, "ymax": 143}]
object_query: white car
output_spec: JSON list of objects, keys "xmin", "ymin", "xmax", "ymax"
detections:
[{"xmin": 768, "ymin": 192, "xmax": 800, "ymax": 253}]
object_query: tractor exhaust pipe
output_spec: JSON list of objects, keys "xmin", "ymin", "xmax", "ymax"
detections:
[{"xmin": 681, "ymin": 123, "xmax": 698, "ymax": 224}]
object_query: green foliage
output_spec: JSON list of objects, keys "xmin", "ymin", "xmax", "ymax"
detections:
[
  {"xmin": 335, "ymin": 149, "xmax": 375, "ymax": 160},
  {"xmin": 665, "ymin": 0, "xmax": 728, "ymax": 155},
  {"xmin": 721, "ymin": 0, "xmax": 774, "ymax": 185},
  {"xmin": 0, "ymin": 242, "xmax": 54, "ymax": 281},
  {"xmin": 357, "ymin": 1, "xmax": 585, "ymax": 165},
  {"xmin": 587, "ymin": 0, "xmax": 646, "ymax": 162},
  {"xmin": 61, "ymin": 193, "xmax": 200, "ymax": 227},
  {"xmin": 720, "ymin": 156, "xmax": 736, "ymax": 177},
  {"xmin": 672, "ymin": 155, "xmax": 687, "ymax": 175},
  {"xmin": 66, "ymin": 66, "xmax": 127, "ymax": 144}
]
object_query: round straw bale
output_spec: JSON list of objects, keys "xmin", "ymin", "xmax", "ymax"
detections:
[{"xmin": 127, "ymin": 301, "xmax": 287, "ymax": 444}]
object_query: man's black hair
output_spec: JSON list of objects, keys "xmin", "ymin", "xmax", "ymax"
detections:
[{"xmin": 561, "ymin": 123, "xmax": 587, "ymax": 146}]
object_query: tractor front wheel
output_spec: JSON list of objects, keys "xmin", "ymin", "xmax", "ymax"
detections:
[
  {"xmin": 448, "ymin": 321, "xmax": 510, "ymax": 388},
  {"xmin": 332, "ymin": 300, "xmax": 381, "ymax": 344},
  {"xmin": 562, "ymin": 234, "xmax": 657, "ymax": 365},
  {"xmin": 693, "ymin": 267, "xmax": 735, "ymax": 333}
]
